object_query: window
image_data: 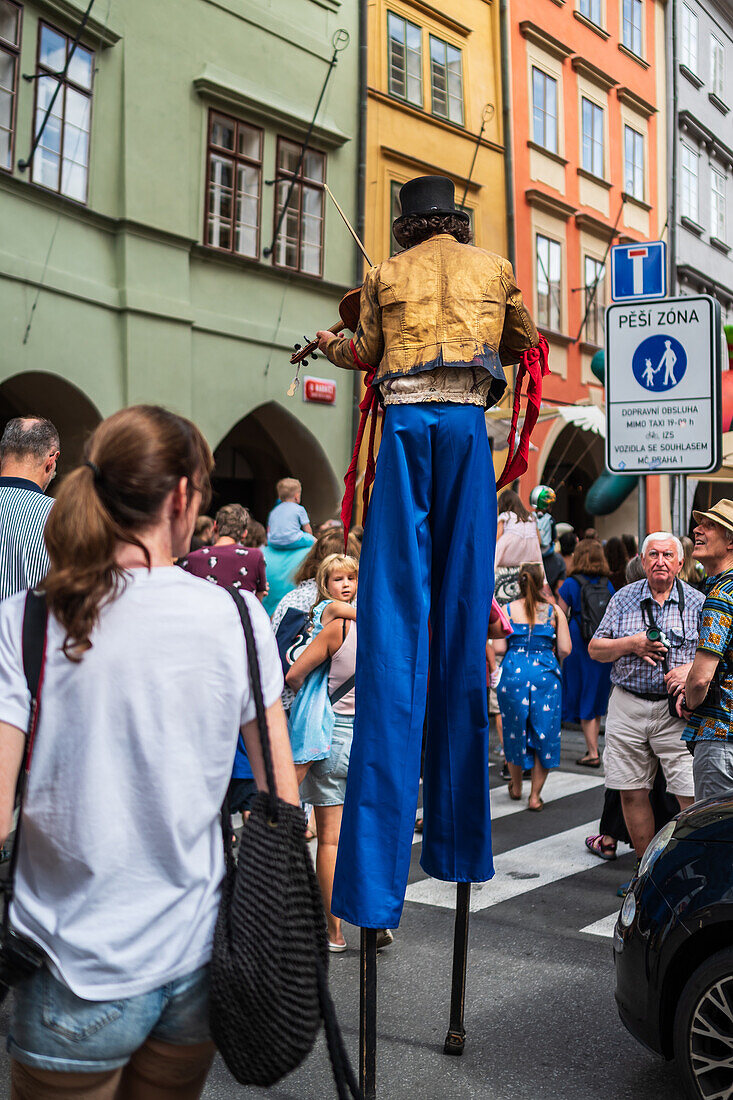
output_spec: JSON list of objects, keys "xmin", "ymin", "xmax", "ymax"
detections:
[
  {"xmin": 578, "ymin": 0, "xmax": 602, "ymax": 25},
  {"xmin": 622, "ymin": 0, "xmax": 643, "ymax": 57},
  {"xmin": 388, "ymin": 12, "xmax": 422, "ymax": 107},
  {"xmin": 536, "ymin": 234, "xmax": 562, "ymax": 331},
  {"xmin": 711, "ymin": 168, "xmax": 726, "ymax": 240},
  {"xmin": 680, "ymin": 4, "xmax": 698, "ymax": 73},
  {"xmin": 584, "ymin": 256, "xmax": 606, "ymax": 345},
  {"xmin": 274, "ymin": 139, "xmax": 325, "ymax": 276},
  {"xmin": 31, "ymin": 23, "xmax": 94, "ymax": 202},
  {"xmin": 0, "ymin": 0, "xmax": 20, "ymax": 172},
  {"xmin": 429, "ymin": 35, "xmax": 463, "ymax": 125},
  {"xmin": 711, "ymin": 36, "xmax": 725, "ymax": 100},
  {"xmin": 532, "ymin": 67, "xmax": 558, "ymax": 154},
  {"xmin": 624, "ymin": 125, "xmax": 644, "ymax": 200},
  {"xmin": 205, "ymin": 112, "xmax": 262, "ymax": 258},
  {"xmin": 680, "ymin": 144, "xmax": 699, "ymax": 222},
  {"xmin": 581, "ymin": 98, "xmax": 604, "ymax": 178}
]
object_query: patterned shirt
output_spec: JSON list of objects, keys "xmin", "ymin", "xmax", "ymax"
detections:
[
  {"xmin": 179, "ymin": 543, "xmax": 266, "ymax": 595},
  {"xmin": 593, "ymin": 578, "xmax": 703, "ymax": 695},
  {"xmin": 683, "ymin": 569, "xmax": 733, "ymax": 742},
  {"xmin": 0, "ymin": 477, "xmax": 54, "ymax": 601},
  {"xmin": 271, "ymin": 579, "xmax": 319, "ymax": 713}
]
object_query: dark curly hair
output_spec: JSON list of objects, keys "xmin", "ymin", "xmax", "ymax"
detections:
[{"xmin": 393, "ymin": 212, "xmax": 471, "ymax": 250}]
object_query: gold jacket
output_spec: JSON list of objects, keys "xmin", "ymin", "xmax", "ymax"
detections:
[{"xmin": 326, "ymin": 234, "xmax": 538, "ymax": 408}]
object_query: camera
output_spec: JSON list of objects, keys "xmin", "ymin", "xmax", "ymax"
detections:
[
  {"xmin": 0, "ymin": 929, "xmax": 45, "ymax": 1005},
  {"xmin": 646, "ymin": 625, "xmax": 671, "ymax": 651}
]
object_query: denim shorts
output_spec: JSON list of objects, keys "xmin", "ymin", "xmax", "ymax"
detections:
[
  {"xmin": 8, "ymin": 962, "xmax": 211, "ymax": 1072},
  {"xmin": 299, "ymin": 714, "xmax": 353, "ymax": 806}
]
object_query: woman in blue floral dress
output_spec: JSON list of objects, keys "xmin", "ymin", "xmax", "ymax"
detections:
[{"xmin": 497, "ymin": 563, "xmax": 572, "ymax": 810}]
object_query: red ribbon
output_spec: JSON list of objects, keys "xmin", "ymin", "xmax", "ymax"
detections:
[
  {"xmin": 341, "ymin": 334, "xmax": 551, "ymax": 545},
  {"xmin": 341, "ymin": 341, "xmax": 379, "ymax": 546},
  {"xmin": 496, "ymin": 335, "xmax": 550, "ymax": 491}
]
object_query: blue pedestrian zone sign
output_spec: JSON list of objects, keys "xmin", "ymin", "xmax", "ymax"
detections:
[
  {"xmin": 610, "ymin": 241, "xmax": 667, "ymax": 302},
  {"xmin": 605, "ymin": 295, "xmax": 721, "ymax": 475}
]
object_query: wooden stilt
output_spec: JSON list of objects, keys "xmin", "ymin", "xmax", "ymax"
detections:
[
  {"xmin": 443, "ymin": 882, "xmax": 471, "ymax": 1056},
  {"xmin": 360, "ymin": 927, "xmax": 377, "ymax": 1098}
]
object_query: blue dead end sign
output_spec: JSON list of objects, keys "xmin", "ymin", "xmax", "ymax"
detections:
[{"xmin": 610, "ymin": 241, "xmax": 667, "ymax": 302}]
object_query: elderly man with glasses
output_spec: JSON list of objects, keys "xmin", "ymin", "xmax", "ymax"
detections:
[
  {"xmin": 588, "ymin": 533, "xmax": 703, "ymax": 885},
  {"xmin": 670, "ymin": 501, "xmax": 733, "ymax": 799}
]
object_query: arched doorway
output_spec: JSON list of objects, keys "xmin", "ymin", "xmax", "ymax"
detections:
[
  {"xmin": 213, "ymin": 402, "xmax": 341, "ymax": 526},
  {"xmin": 541, "ymin": 424, "xmax": 604, "ymax": 534},
  {"xmin": 0, "ymin": 372, "xmax": 102, "ymax": 481}
]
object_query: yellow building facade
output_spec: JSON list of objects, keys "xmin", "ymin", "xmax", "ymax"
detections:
[{"xmin": 365, "ymin": 0, "xmax": 508, "ymax": 264}]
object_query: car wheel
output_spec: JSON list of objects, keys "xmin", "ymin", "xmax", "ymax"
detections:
[{"xmin": 673, "ymin": 948, "xmax": 733, "ymax": 1100}]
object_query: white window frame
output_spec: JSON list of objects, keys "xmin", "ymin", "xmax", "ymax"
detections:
[
  {"xmin": 578, "ymin": 0, "xmax": 602, "ymax": 26},
  {"xmin": 711, "ymin": 35, "xmax": 725, "ymax": 100},
  {"xmin": 535, "ymin": 233, "xmax": 562, "ymax": 331},
  {"xmin": 581, "ymin": 96, "xmax": 604, "ymax": 178},
  {"xmin": 584, "ymin": 255, "xmax": 606, "ymax": 346},
  {"xmin": 680, "ymin": 143, "xmax": 699, "ymax": 223},
  {"xmin": 624, "ymin": 125, "xmax": 644, "ymax": 200},
  {"xmin": 711, "ymin": 167, "xmax": 726, "ymax": 241},
  {"xmin": 621, "ymin": 0, "xmax": 643, "ymax": 57},
  {"xmin": 429, "ymin": 34, "xmax": 464, "ymax": 125},
  {"xmin": 387, "ymin": 11, "xmax": 423, "ymax": 108},
  {"xmin": 680, "ymin": 4, "xmax": 698, "ymax": 74},
  {"xmin": 532, "ymin": 66, "xmax": 558, "ymax": 154}
]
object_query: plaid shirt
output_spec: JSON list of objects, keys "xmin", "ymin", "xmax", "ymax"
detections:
[
  {"xmin": 593, "ymin": 578, "xmax": 704, "ymax": 695},
  {"xmin": 683, "ymin": 569, "xmax": 733, "ymax": 742}
]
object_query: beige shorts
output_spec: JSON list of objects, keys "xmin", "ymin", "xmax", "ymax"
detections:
[{"xmin": 603, "ymin": 685, "xmax": 694, "ymax": 798}]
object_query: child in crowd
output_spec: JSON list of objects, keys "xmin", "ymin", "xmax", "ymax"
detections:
[
  {"xmin": 287, "ymin": 554, "xmax": 359, "ymax": 951},
  {"xmin": 267, "ymin": 478, "xmax": 315, "ymax": 549},
  {"xmin": 287, "ymin": 554, "xmax": 357, "ymax": 783}
]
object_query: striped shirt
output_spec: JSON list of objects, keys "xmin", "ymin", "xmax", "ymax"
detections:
[
  {"xmin": 0, "ymin": 477, "xmax": 54, "ymax": 601},
  {"xmin": 593, "ymin": 577, "xmax": 703, "ymax": 695}
]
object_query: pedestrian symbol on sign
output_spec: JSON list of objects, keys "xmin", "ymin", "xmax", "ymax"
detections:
[{"xmin": 632, "ymin": 334, "xmax": 687, "ymax": 392}]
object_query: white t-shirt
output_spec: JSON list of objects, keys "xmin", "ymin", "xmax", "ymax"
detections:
[{"xmin": 0, "ymin": 568, "xmax": 283, "ymax": 999}]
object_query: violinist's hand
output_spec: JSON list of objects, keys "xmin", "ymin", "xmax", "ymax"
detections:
[{"xmin": 316, "ymin": 331, "xmax": 337, "ymax": 354}]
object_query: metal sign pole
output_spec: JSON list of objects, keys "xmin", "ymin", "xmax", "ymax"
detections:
[
  {"xmin": 444, "ymin": 883, "xmax": 471, "ymax": 1055},
  {"xmin": 360, "ymin": 928, "xmax": 377, "ymax": 1099},
  {"xmin": 638, "ymin": 475, "xmax": 647, "ymax": 549}
]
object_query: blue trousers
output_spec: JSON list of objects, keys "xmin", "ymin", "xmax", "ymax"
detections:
[{"xmin": 331, "ymin": 403, "xmax": 495, "ymax": 929}]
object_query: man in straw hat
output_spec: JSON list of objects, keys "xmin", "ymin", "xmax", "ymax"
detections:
[
  {"xmin": 672, "ymin": 500, "xmax": 733, "ymax": 798},
  {"xmin": 315, "ymin": 175, "xmax": 540, "ymax": 931}
]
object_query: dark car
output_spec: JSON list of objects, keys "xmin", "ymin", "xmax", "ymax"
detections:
[{"xmin": 614, "ymin": 794, "xmax": 733, "ymax": 1100}]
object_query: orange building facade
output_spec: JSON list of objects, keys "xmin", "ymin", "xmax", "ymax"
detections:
[{"xmin": 507, "ymin": 0, "xmax": 669, "ymax": 536}]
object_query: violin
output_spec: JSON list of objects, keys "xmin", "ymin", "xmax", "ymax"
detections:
[{"xmin": 289, "ymin": 287, "xmax": 361, "ymax": 374}]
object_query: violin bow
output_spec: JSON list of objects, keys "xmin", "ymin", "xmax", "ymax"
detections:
[
  {"xmin": 324, "ymin": 184, "xmax": 373, "ymax": 268},
  {"xmin": 286, "ymin": 186, "xmax": 373, "ymax": 397}
]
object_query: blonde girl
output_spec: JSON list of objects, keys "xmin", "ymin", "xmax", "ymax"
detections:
[{"xmin": 287, "ymin": 554, "xmax": 359, "ymax": 951}]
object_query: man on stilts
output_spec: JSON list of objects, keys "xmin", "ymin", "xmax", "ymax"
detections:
[{"xmin": 316, "ymin": 176, "xmax": 543, "ymax": 934}]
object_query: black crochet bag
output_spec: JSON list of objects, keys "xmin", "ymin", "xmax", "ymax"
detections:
[{"xmin": 209, "ymin": 590, "xmax": 361, "ymax": 1099}]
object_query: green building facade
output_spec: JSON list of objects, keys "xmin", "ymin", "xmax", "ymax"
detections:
[{"xmin": 0, "ymin": 0, "xmax": 360, "ymax": 522}]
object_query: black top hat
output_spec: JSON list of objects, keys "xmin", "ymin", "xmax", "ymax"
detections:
[{"xmin": 395, "ymin": 175, "xmax": 469, "ymax": 224}]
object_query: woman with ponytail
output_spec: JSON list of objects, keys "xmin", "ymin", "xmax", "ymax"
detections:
[
  {"xmin": 0, "ymin": 406, "xmax": 298, "ymax": 1098},
  {"xmin": 497, "ymin": 563, "xmax": 571, "ymax": 810}
]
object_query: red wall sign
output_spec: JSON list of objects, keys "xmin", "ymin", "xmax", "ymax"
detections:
[{"xmin": 303, "ymin": 376, "xmax": 336, "ymax": 405}]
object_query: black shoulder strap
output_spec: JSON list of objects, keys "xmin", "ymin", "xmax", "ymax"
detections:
[
  {"xmin": 22, "ymin": 591, "xmax": 48, "ymax": 702},
  {"xmin": 3, "ymin": 591, "xmax": 49, "ymax": 932},
  {"xmin": 329, "ymin": 675, "xmax": 355, "ymax": 707}
]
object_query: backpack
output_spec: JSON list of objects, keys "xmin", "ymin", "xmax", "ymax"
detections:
[
  {"xmin": 575, "ymin": 574, "xmax": 612, "ymax": 642},
  {"xmin": 274, "ymin": 606, "xmax": 311, "ymax": 678}
]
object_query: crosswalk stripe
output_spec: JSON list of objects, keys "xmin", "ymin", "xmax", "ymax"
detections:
[
  {"xmin": 412, "ymin": 770, "xmax": 604, "ymax": 843},
  {"xmin": 405, "ymin": 820, "xmax": 601, "ymax": 911},
  {"xmin": 489, "ymin": 770, "xmax": 604, "ymax": 820},
  {"xmin": 580, "ymin": 911, "xmax": 620, "ymax": 939}
]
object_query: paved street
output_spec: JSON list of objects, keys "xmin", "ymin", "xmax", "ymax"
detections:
[{"xmin": 0, "ymin": 734, "xmax": 687, "ymax": 1099}]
